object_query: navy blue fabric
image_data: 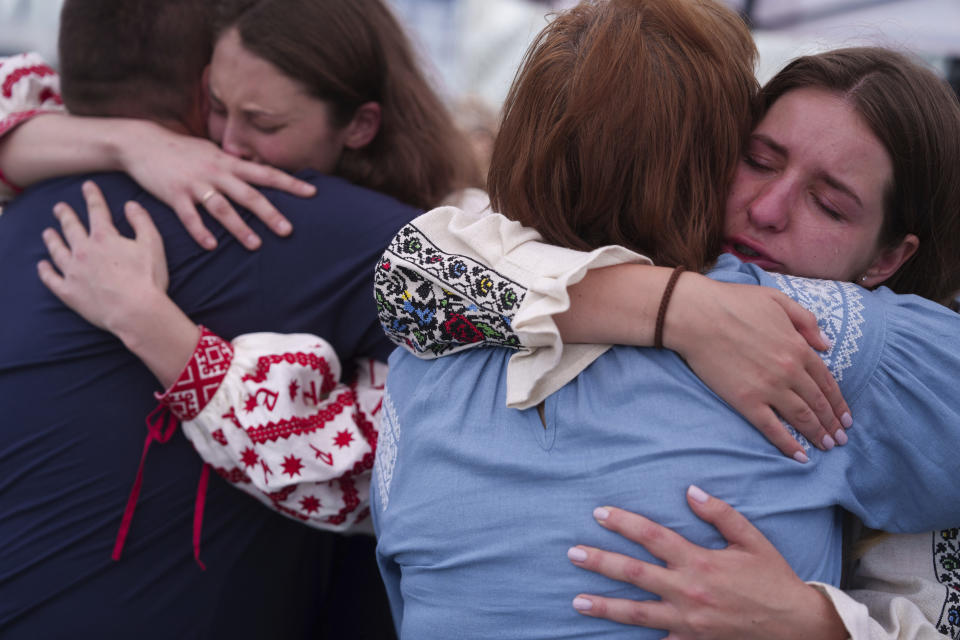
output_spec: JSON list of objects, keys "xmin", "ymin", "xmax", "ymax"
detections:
[{"xmin": 0, "ymin": 170, "xmax": 416, "ymax": 638}]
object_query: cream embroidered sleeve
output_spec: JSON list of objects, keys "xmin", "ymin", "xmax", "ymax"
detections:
[
  {"xmin": 375, "ymin": 205, "xmax": 650, "ymax": 409},
  {"xmin": 0, "ymin": 53, "xmax": 65, "ymax": 202},
  {"xmin": 807, "ymin": 529, "xmax": 959, "ymax": 640},
  {"xmin": 157, "ymin": 328, "xmax": 384, "ymax": 532}
]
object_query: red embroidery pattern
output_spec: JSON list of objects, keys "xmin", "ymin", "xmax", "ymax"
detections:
[
  {"xmin": 351, "ymin": 388, "xmax": 379, "ymax": 453},
  {"xmin": 240, "ymin": 447, "xmax": 259, "ymax": 468},
  {"xmin": 242, "ymin": 352, "xmax": 336, "ymax": 394},
  {"xmin": 37, "ymin": 87, "xmax": 62, "ymax": 105},
  {"xmin": 2, "ymin": 64, "xmax": 56, "ymax": 98},
  {"xmin": 267, "ymin": 485, "xmax": 297, "ymax": 504},
  {"xmin": 211, "ymin": 429, "xmax": 228, "ymax": 446},
  {"xmin": 300, "ymin": 495, "xmax": 321, "ymax": 514},
  {"xmin": 324, "ymin": 477, "xmax": 360, "ymax": 526},
  {"xmin": 281, "ymin": 455, "xmax": 304, "ymax": 478},
  {"xmin": 156, "ymin": 327, "xmax": 233, "ymax": 421},
  {"xmin": 309, "ymin": 445, "xmax": 334, "ymax": 466},
  {"xmin": 214, "ymin": 466, "xmax": 252, "ymax": 484},
  {"xmin": 333, "ymin": 430, "xmax": 354, "ymax": 449},
  {"xmin": 243, "ymin": 390, "xmax": 355, "ymax": 444}
]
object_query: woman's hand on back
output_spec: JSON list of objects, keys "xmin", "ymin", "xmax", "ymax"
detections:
[
  {"xmin": 667, "ymin": 274, "xmax": 852, "ymax": 460},
  {"xmin": 37, "ymin": 180, "xmax": 201, "ymax": 387},
  {"xmin": 117, "ymin": 120, "xmax": 316, "ymax": 251},
  {"xmin": 567, "ymin": 489, "xmax": 849, "ymax": 640}
]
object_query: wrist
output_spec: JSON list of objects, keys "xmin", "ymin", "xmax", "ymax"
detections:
[
  {"xmin": 109, "ymin": 288, "xmax": 202, "ymax": 388},
  {"xmin": 106, "ymin": 119, "xmax": 158, "ymax": 173},
  {"xmin": 661, "ymin": 271, "xmax": 707, "ymax": 354},
  {"xmin": 790, "ymin": 584, "xmax": 849, "ymax": 640}
]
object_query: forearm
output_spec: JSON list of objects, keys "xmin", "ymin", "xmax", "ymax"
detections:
[
  {"xmin": 109, "ymin": 288, "xmax": 202, "ymax": 388},
  {"xmin": 166, "ymin": 332, "xmax": 382, "ymax": 532},
  {"xmin": 556, "ymin": 263, "xmax": 680, "ymax": 346},
  {"xmin": 0, "ymin": 114, "xmax": 144, "ymax": 188}
]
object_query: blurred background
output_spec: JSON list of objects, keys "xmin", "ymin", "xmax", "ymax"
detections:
[{"xmin": 2, "ymin": 0, "xmax": 958, "ymax": 118}]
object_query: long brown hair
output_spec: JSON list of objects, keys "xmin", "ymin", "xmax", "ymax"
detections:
[
  {"xmin": 216, "ymin": 0, "xmax": 480, "ymax": 209},
  {"xmin": 487, "ymin": 0, "xmax": 757, "ymax": 271},
  {"xmin": 761, "ymin": 48, "xmax": 960, "ymax": 304}
]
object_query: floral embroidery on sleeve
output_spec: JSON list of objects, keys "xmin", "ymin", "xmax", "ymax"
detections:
[
  {"xmin": 935, "ymin": 528, "xmax": 960, "ymax": 637},
  {"xmin": 375, "ymin": 223, "xmax": 526, "ymax": 356}
]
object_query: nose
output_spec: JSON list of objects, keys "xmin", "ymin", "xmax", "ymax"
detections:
[
  {"xmin": 746, "ymin": 177, "xmax": 792, "ymax": 232},
  {"xmin": 220, "ymin": 118, "xmax": 254, "ymax": 161}
]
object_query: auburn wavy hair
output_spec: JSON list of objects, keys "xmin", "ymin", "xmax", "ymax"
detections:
[{"xmin": 488, "ymin": 0, "xmax": 757, "ymax": 271}]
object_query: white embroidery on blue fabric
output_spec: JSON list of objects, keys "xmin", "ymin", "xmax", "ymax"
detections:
[
  {"xmin": 375, "ymin": 390, "xmax": 401, "ymax": 510},
  {"xmin": 769, "ymin": 274, "xmax": 865, "ymax": 382}
]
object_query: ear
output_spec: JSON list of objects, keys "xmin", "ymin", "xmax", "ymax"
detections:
[
  {"xmin": 342, "ymin": 102, "xmax": 381, "ymax": 150},
  {"xmin": 861, "ymin": 233, "xmax": 919, "ymax": 288}
]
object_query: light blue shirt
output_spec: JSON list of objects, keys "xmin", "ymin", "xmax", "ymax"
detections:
[{"xmin": 372, "ymin": 255, "xmax": 960, "ymax": 638}]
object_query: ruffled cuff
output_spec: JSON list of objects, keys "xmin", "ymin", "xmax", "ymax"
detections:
[
  {"xmin": 377, "ymin": 206, "xmax": 650, "ymax": 409},
  {"xmin": 178, "ymin": 333, "xmax": 380, "ymax": 531},
  {"xmin": 154, "ymin": 326, "xmax": 234, "ymax": 421}
]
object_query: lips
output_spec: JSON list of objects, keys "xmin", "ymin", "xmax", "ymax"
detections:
[{"xmin": 721, "ymin": 238, "xmax": 783, "ymax": 271}]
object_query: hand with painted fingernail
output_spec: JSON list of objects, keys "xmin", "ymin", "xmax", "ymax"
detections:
[{"xmin": 567, "ymin": 486, "xmax": 849, "ymax": 640}]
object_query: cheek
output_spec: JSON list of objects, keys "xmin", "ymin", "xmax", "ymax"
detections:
[
  {"xmin": 723, "ymin": 169, "xmax": 754, "ymax": 227},
  {"xmin": 208, "ymin": 113, "xmax": 225, "ymax": 144}
]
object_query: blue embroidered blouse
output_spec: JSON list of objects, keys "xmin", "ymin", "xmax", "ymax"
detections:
[{"xmin": 372, "ymin": 255, "xmax": 960, "ymax": 639}]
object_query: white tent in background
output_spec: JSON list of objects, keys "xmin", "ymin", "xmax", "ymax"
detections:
[{"xmin": 721, "ymin": 0, "xmax": 960, "ymax": 82}]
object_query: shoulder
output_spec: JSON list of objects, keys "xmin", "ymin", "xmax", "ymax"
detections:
[{"xmin": 270, "ymin": 171, "xmax": 420, "ymax": 225}]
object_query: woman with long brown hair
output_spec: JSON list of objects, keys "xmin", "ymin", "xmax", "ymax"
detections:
[
  {"xmin": 375, "ymin": 37, "xmax": 960, "ymax": 640},
  {"xmin": 3, "ymin": 1, "xmax": 478, "ymax": 636},
  {"xmin": 0, "ymin": 0, "xmax": 480, "ymax": 245}
]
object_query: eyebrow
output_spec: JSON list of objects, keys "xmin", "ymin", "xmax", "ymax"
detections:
[
  {"xmin": 816, "ymin": 171, "xmax": 863, "ymax": 208},
  {"xmin": 207, "ymin": 83, "xmax": 280, "ymax": 119},
  {"xmin": 752, "ymin": 133, "xmax": 864, "ymax": 209}
]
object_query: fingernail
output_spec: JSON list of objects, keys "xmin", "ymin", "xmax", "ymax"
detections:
[
  {"xmin": 834, "ymin": 429, "xmax": 848, "ymax": 446},
  {"xmin": 276, "ymin": 220, "xmax": 292, "ymax": 235},
  {"xmin": 572, "ymin": 597, "xmax": 593, "ymax": 612},
  {"xmin": 819, "ymin": 329, "xmax": 832, "ymax": 349},
  {"xmin": 245, "ymin": 234, "xmax": 261, "ymax": 249},
  {"xmin": 793, "ymin": 450, "xmax": 809, "ymax": 463},
  {"xmin": 53, "ymin": 202, "xmax": 67, "ymax": 214},
  {"xmin": 593, "ymin": 507, "xmax": 610, "ymax": 522},
  {"xmin": 567, "ymin": 547, "xmax": 588, "ymax": 562},
  {"xmin": 687, "ymin": 484, "xmax": 709, "ymax": 503},
  {"xmin": 841, "ymin": 412, "xmax": 853, "ymax": 429},
  {"xmin": 203, "ymin": 236, "xmax": 217, "ymax": 250},
  {"xmin": 821, "ymin": 434, "xmax": 836, "ymax": 450}
]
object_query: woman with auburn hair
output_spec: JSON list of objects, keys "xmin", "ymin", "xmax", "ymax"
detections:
[
  {"xmin": 367, "ymin": 0, "xmax": 960, "ymax": 634},
  {"xmin": 376, "ymin": 43, "xmax": 960, "ymax": 638}
]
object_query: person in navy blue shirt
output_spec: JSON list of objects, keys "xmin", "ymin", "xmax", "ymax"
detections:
[{"xmin": 0, "ymin": 1, "xmax": 417, "ymax": 637}]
